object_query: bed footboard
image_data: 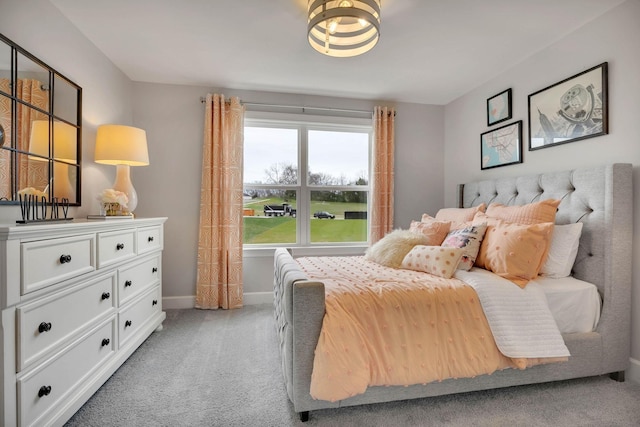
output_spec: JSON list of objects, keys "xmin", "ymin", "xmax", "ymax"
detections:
[{"xmin": 273, "ymin": 248, "xmax": 334, "ymax": 415}]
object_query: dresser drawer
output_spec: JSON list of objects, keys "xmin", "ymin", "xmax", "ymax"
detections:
[
  {"xmin": 21, "ymin": 234, "xmax": 96, "ymax": 295},
  {"xmin": 17, "ymin": 319, "xmax": 115, "ymax": 427},
  {"xmin": 119, "ymin": 285, "xmax": 162, "ymax": 348},
  {"xmin": 137, "ymin": 225, "xmax": 162, "ymax": 255},
  {"xmin": 97, "ymin": 228, "xmax": 136, "ymax": 268},
  {"xmin": 17, "ymin": 272, "xmax": 117, "ymax": 371},
  {"xmin": 118, "ymin": 255, "xmax": 161, "ymax": 305}
]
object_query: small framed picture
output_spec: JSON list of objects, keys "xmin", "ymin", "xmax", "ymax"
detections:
[
  {"xmin": 528, "ymin": 62, "xmax": 608, "ymax": 150},
  {"xmin": 480, "ymin": 120, "xmax": 523, "ymax": 170},
  {"xmin": 487, "ymin": 88, "xmax": 512, "ymax": 126}
]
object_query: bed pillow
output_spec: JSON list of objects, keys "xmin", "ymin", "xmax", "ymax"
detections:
[
  {"xmin": 409, "ymin": 219, "xmax": 450, "ymax": 245},
  {"xmin": 473, "ymin": 213, "xmax": 554, "ymax": 288},
  {"xmin": 540, "ymin": 222, "xmax": 584, "ymax": 278},
  {"xmin": 365, "ymin": 229, "xmax": 430, "ymax": 268},
  {"xmin": 440, "ymin": 223, "xmax": 488, "ymax": 271},
  {"xmin": 434, "ymin": 203, "xmax": 486, "ymax": 228},
  {"xmin": 485, "ymin": 199, "xmax": 560, "ymax": 225},
  {"xmin": 401, "ymin": 246, "xmax": 465, "ymax": 279}
]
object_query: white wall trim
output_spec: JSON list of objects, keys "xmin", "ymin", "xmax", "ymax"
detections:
[
  {"xmin": 162, "ymin": 292, "xmax": 273, "ymax": 310},
  {"xmin": 628, "ymin": 357, "xmax": 640, "ymax": 384}
]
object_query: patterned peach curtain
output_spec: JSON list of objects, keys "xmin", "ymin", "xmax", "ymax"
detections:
[
  {"xmin": 370, "ymin": 106, "xmax": 395, "ymax": 243},
  {"xmin": 0, "ymin": 78, "xmax": 49, "ymax": 199},
  {"xmin": 195, "ymin": 94, "xmax": 245, "ymax": 309}
]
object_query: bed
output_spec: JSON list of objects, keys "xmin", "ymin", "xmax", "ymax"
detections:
[{"xmin": 273, "ymin": 163, "xmax": 633, "ymax": 422}]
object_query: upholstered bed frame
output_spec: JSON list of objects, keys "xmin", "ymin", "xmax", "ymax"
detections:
[{"xmin": 273, "ymin": 163, "xmax": 633, "ymax": 421}]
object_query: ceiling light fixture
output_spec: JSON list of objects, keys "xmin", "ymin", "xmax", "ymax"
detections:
[{"xmin": 307, "ymin": 0, "xmax": 381, "ymax": 57}]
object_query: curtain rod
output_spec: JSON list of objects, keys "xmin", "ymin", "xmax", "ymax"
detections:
[{"xmin": 199, "ymin": 97, "xmax": 372, "ymax": 115}]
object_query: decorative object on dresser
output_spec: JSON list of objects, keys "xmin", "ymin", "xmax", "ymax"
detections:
[
  {"xmin": 480, "ymin": 120, "xmax": 523, "ymax": 170},
  {"xmin": 94, "ymin": 125, "xmax": 150, "ymax": 215},
  {"xmin": 0, "ymin": 217, "xmax": 167, "ymax": 426},
  {"xmin": 528, "ymin": 62, "xmax": 608, "ymax": 150},
  {"xmin": 486, "ymin": 88, "xmax": 512, "ymax": 126},
  {"xmin": 16, "ymin": 194, "xmax": 72, "ymax": 224}
]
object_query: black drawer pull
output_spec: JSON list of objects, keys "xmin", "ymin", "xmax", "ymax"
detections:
[
  {"xmin": 116, "ymin": 243, "xmax": 125, "ymax": 250},
  {"xmin": 38, "ymin": 322, "xmax": 52, "ymax": 333},
  {"xmin": 125, "ymin": 320, "xmax": 132, "ymax": 328},
  {"xmin": 59, "ymin": 254, "xmax": 72, "ymax": 264},
  {"xmin": 101, "ymin": 292, "xmax": 111, "ymax": 300},
  {"xmin": 101, "ymin": 338, "xmax": 110, "ymax": 347},
  {"xmin": 152, "ymin": 267, "xmax": 158, "ymax": 273},
  {"xmin": 124, "ymin": 280, "xmax": 132, "ymax": 287},
  {"xmin": 38, "ymin": 385, "xmax": 52, "ymax": 398},
  {"xmin": 148, "ymin": 236, "xmax": 154, "ymax": 242},
  {"xmin": 152, "ymin": 299, "xmax": 158, "ymax": 306}
]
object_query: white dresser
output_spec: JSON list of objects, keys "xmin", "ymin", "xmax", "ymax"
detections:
[{"xmin": 0, "ymin": 217, "xmax": 167, "ymax": 427}]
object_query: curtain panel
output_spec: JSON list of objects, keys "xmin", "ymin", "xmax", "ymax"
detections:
[
  {"xmin": 195, "ymin": 94, "xmax": 245, "ymax": 309},
  {"xmin": 370, "ymin": 106, "xmax": 395, "ymax": 244}
]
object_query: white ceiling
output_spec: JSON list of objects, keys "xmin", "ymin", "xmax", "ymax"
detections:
[{"xmin": 50, "ymin": 0, "xmax": 626, "ymax": 105}]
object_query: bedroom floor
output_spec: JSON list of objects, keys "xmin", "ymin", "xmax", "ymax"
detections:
[{"xmin": 66, "ymin": 305, "xmax": 640, "ymax": 426}]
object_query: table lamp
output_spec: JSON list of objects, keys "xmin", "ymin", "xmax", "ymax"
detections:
[
  {"xmin": 29, "ymin": 120, "xmax": 77, "ymax": 200},
  {"xmin": 95, "ymin": 124, "xmax": 149, "ymax": 214}
]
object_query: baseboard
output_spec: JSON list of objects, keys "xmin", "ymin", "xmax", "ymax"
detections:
[
  {"xmin": 628, "ymin": 357, "xmax": 640, "ymax": 384},
  {"xmin": 162, "ymin": 292, "xmax": 272, "ymax": 309}
]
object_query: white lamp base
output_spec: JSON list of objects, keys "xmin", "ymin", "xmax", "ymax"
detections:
[{"xmin": 112, "ymin": 164, "xmax": 138, "ymax": 214}]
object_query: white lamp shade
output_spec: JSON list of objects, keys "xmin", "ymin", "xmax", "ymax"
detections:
[
  {"xmin": 95, "ymin": 124, "xmax": 149, "ymax": 166},
  {"xmin": 29, "ymin": 120, "xmax": 77, "ymax": 162}
]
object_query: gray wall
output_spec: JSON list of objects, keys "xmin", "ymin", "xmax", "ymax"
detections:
[
  {"xmin": 131, "ymin": 82, "xmax": 445, "ymax": 303},
  {"xmin": 0, "ymin": 0, "xmax": 135, "ymax": 224},
  {"xmin": 443, "ymin": 0, "xmax": 640, "ymax": 373}
]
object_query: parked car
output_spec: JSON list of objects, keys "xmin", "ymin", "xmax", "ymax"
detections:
[{"xmin": 313, "ymin": 211, "xmax": 335, "ymax": 219}]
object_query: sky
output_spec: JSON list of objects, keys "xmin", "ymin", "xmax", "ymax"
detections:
[{"xmin": 244, "ymin": 127, "xmax": 369, "ymax": 185}]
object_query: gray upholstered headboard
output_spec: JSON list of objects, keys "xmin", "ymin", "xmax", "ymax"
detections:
[{"xmin": 458, "ymin": 163, "xmax": 633, "ymax": 297}]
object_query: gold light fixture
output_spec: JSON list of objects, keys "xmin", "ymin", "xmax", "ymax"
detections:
[{"xmin": 307, "ymin": 0, "xmax": 381, "ymax": 57}]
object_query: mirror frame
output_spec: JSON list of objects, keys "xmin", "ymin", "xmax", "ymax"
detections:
[{"xmin": 0, "ymin": 33, "xmax": 82, "ymax": 206}]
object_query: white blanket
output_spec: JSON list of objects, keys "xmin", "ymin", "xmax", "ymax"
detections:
[{"xmin": 455, "ymin": 268, "xmax": 570, "ymax": 359}]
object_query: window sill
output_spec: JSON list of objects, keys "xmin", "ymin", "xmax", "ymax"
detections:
[{"xmin": 243, "ymin": 245, "xmax": 367, "ymax": 258}]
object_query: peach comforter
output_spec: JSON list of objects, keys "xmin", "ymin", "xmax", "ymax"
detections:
[{"xmin": 296, "ymin": 256, "xmax": 567, "ymax": 402}]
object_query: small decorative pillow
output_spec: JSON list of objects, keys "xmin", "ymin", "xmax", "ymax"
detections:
[
  {"xmin": 473, "ymin": 213, "xmax": 554, "ymax": 288},
  {"xmin": 434, "ymin": 203, "xmax": 487, "ymax": 229},
  {"xmin": 401, "ymin": 246, "xmax": 465, "ymax": 279},
  {"xmin": 365, "ymin": 229, "xmax": 430, "ymax": 268},
  {"xmin": 485, "ymin": 199, "xmax": 560, "ymax": 225},
  {"xmin": 540, "ymin": 222, "xmax": 584, "ymax": 278},
  {"xmin": 409, "ymin": 219, "xmax": 450, "ymax": 245},
  {"xmin": 441, "ymin": 223, "xmax": 488, "ymax": 271}
]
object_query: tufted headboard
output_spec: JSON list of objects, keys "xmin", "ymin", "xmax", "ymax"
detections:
[{"xmin": 458, "ymin": 163, "xmax": 632, "ymax": 296}]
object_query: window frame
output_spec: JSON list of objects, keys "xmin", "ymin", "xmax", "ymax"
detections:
[{"xmin": 243, "ymin": 113, "xmax": 372, "ymax": 248}]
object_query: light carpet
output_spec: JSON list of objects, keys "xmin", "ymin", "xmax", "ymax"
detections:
[{"xmin": 65, "ymin": 305, "xmax": 640, "ymax": 426}]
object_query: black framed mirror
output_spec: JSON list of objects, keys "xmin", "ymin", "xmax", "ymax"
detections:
[{"xmin": 0, "ymin": 33, "xmax": 82, "ymax": 205}]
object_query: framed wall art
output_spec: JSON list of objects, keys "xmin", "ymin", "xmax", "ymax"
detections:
[
  {"xmin": 487, "ymin": 88, "xmax": 512, "ymax": 126},
  {"xmin": 528, "ymin": 62, "xmax": 608, "ymax": 150},
  {"xmin": 480, "ymin": 120, "xmax": 523, "ymax": 170}
]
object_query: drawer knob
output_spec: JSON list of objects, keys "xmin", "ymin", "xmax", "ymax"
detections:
[
  {"xmin": 152, "ymin": 299, "xmax": 158, "ymax": 306},
  {"xmin": 125, "ymin": 320, "xmax": 132, "ymax": 328},
  {"xmin": 148, "ymin": 236, "xmax": 154, "ymax": 242},
  {"xmin": 152, "ymin": 267, "xmax": 158, "ymax": 273},
  {"xmin": 116, "ymin": 243, "xmax": 125, "ymax": 250},
  {"xmin": 101, "ymin": 292, "xmax": 111, "ymax": 300},
  {"xmin": 59, "ymin": 254, "xmax": 72, "ymax": 264},
  {"xmin": 124, "ymin": 280, "xmax": 132, "ymax": 288},
  {"xmin": 101, "ymin": 338, "xmax": 111, "ymax": 347},
  {"xmin": 38, "ymin": 322, "xmax": 52, "ymax": 333},
  {"xmin": 38, "ymin": 385, "xmax": 52, "ymax": 398}
]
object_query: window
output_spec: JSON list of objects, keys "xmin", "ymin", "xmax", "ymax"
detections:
[{"xmin": 243, "ymin": 118, "xmax": 371, "ymax": 246}]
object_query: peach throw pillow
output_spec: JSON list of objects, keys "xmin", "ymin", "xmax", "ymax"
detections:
[
  {"xmin": 485, "ymin": 199, "xmax": 560, "ymax": 225},
  {"xmin": 473, "ymin": 212, "xmax": 554, "ymax": 288},
  {"xmin": 434, "ymin": 203, "xmax": 487, "ymax": 228},
  {"xmin": 410, "ymin": 219, "xmax": 450, "ymax": 245},
  {"xmin": 401, "ymin": 246, "xmax": 465, "ymax": 279}
]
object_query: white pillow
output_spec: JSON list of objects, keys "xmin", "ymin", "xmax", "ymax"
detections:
[
  {"xmin": 540, "ymin": 223, "xmax": 583, "ymax": 278},
  {"xmin": 365, "ymin": 229, "xmax": 430, "ymax": 268},
  {"xmin": 401, "ymin": 245, "xmax": 465, "ymax": 279}
]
